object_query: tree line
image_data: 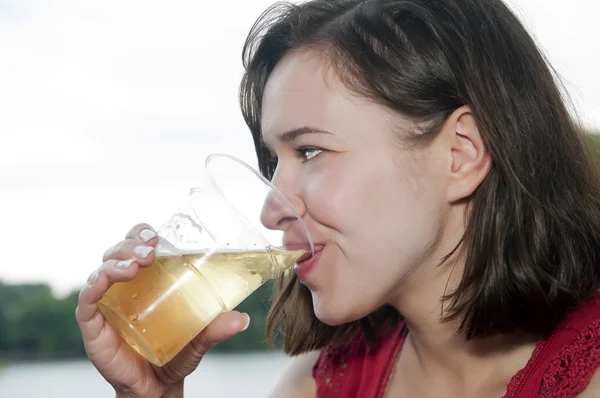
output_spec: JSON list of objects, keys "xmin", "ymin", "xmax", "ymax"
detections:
[{"xmin": 0, "ymin": 279, "xmax": 278, "ymax": 362}]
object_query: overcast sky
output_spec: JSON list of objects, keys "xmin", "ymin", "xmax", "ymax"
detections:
[{"xmin": 1, "ymin": 0, "xmax": 599, "ymax": 297}]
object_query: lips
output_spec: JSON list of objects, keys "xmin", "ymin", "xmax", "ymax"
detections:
[
  {"xmin": 293, "ymin": 244, "xmax": 324, "ymax": 281},
  {"xmin": 296, "ymin": 250, "xmax": 312, "ymax": 263}
]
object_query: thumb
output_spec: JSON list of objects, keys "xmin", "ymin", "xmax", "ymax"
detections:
[
  {"xmin": 198, "ymin": 311, "xmax": 251, "ymax": 347},
  {"xmin": 157, "ymin": 311, "xmax": 250, "ymax": 380}
]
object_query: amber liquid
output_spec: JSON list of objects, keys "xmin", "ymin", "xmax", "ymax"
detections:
[{"xmin": 97, "ymin": 249, "xmax": 304, "ymax": 366}]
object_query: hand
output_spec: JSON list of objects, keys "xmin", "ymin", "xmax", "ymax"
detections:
[{"xmin": 75, "ymin": 223, "xmax": 250, "ymax": 398}]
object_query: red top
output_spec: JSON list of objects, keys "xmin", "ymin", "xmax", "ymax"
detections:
[{"xmin": 313, "ymin": 296, "xmax": 600, "ymax": 397}]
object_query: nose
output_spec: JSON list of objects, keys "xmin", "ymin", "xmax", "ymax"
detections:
[{"xmin": 259, "ymin": 172, "xmax": 306, "ymax": 232}]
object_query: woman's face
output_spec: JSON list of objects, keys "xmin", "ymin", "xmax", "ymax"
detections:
[{"xmin": 260, "ymin": 50, "xmax": 452, "ymax": 325}]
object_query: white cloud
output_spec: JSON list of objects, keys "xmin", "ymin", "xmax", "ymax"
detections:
[{"xmin": 505, "ymin": 0, "xmax": 600, "ymax": 128}]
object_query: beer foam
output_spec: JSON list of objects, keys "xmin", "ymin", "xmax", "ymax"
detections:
[{"xmin": 155, "ymin": 246, "xmax": 270, "ymax": 257}]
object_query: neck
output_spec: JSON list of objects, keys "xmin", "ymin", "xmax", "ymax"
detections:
[{"xmin": 387, "ymin": 214, "xmax": 539, "ymax": 396}]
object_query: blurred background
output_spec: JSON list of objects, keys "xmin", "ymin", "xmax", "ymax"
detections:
[{"xmin": 0, "ymin": 0, "xmax": 598, "ymax": 396}]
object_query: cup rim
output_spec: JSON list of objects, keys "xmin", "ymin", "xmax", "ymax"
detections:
[{"xmin": 202, "ymin": 153, "xmax": 315, "ymax": 254}]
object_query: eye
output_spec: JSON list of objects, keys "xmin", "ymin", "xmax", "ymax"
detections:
[{"xmin": 296, "ymin": 147, "xmax": 323, "ymax": 162}]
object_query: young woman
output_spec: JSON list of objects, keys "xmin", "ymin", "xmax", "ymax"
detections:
[{"xmin": 76, "ymin": 0, "xmax": 600, "ymax": 396}]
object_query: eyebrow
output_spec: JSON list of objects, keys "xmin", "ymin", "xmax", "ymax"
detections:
[
  {"xmin": 261, "ymin": 126, "xmax": 333, "ymax": 150},
  {"xmin": 278, "ymin": 126, "xmax": 332, "ymax": 142}
]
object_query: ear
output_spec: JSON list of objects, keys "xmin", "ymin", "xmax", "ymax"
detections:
[{"xmin": 442, "ymin": 106, "xmax": 492, "ymax": 203}]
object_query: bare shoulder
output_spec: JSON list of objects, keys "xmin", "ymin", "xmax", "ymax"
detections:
[
  {"xmin": 268, "ymin": 351, "xmax": 321, "ymax": 398},
  {"xmin": 577, "ymin": 366, "xmax": 600, "ymax": 397}
]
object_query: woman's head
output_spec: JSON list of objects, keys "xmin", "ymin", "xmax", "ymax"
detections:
[
  {"xmin": 258, "ymin": 48, "xmax": 484, "ymax": 323},
  {"xmin": 240, "ymin": 0, "xmax": 600, "ymax": 354}
]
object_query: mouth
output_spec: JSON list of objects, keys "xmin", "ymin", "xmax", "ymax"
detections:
[
  {"xmin": 297, "ymin": 251, "xmax": 312, "ymax": 263},
  {"xmin": 293, "ymin": 244, "xmax": 325, "ymax": 281},
  {"xmin": 298, "ymin": 243, "xmax": 325, "ymax": 263}
]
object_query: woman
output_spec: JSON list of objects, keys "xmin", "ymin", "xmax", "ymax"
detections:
[{"xmin": 75, "ymin": 0, "xmax": 600, "ymax": 396}]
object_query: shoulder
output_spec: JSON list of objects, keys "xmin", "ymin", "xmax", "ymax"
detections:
[
  {"xmin": 578, "ymin": 369, "xmax": 600, "ymax": 397},
  {"xmin": 268, "ymin": 351, "xmax": 320, "ymax": 398}
]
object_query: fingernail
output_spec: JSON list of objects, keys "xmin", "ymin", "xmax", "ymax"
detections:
[
  {"xmin": 134, "ymin": 246, "xmax": 154, "ymax": 259},
  {"xmin": 116, "ymin": 259, "xmax": 135, "ymax": 269},
  {"xmin": 241, "ymin": 313, "xmax": 250, "ymax": 331},
  {"xmin": 140, "ymin": 229, "xmax": 157, "ymax": 242},
  {"xmin": 87, "ymin": 269, "xmax": 99, "ymax": 285}
]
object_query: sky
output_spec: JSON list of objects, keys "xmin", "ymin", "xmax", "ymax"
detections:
[{"xmin": 1, "ymin": 0, "xmax": 599, "ymax": 297}]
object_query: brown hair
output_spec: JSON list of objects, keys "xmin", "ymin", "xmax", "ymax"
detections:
[{"xmin": 239, "ymin": 0, "xmax": 600, "ymax": 355}]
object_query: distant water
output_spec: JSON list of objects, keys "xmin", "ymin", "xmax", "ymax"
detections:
[{"xmin": 0, "ymin": 352, "xmax": 293, "ymax": 398}]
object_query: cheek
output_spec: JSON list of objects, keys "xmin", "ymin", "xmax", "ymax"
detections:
[
  {"xmin": 301, "ymin": 164, "xmax": 361, "ymax": 229},
  {"xmin": 303, "ymin": 159, "xmax": 416, "ymax": 236},
  {"xmin": 303, "ymin": 156, "xmax": 443, "ymax": 265}
]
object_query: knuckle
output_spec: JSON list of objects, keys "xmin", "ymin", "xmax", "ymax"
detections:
[
  {"xmin": 74, "ymin": 303, "xmax": 86, "ymax": 322},
  {"xmin": 103, "ymin": 240, "xmax": 138, "ymax": 262},
  {"xmin": 190, "ymin": 334, "xmax": 211, "ymax": 355},
  {"xmin": 77, "ymin": 286, "xmax": 86, "ymax": 303},
  {"xmin": 100, "ymin": 259, "xmax": 119, "ymax": 271},
  {"xmin": 102, "ymin": 241, "xmax": 121, "ymax": 262}
]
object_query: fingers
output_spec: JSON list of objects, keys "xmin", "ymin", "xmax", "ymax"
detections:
[
  {"xmin": 102, "ymin": 239, "xmax": 155, "ymax": 265},
  {"xmin": 125, "ymin": 223, "xmax": 158, "ymax": 244},
  {"xmin": 75, "ymin": 259, "xmax": 140, "ymax": 341},
  {"xmin": 77, "ymin": 223, "xmax": 158, "ymax": 343}
]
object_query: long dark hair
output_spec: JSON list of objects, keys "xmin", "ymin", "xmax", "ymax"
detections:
[{"xmin": 239, "ymin": 0, "xmax": 600, "ymax": 355}]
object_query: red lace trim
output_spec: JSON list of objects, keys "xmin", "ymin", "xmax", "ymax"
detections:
[
  {"xmin": 313, "ymin": 326, "xmax": 407, "ymax": 397},
  {"xmin": 537, "ymin": 320, "xmax": 600, "ymax": 397},
  {"xmin": 376, "ymin": 337, "xmax": 403, "ymax": 398},
  {"xmin": 314, "ymin": 344, "xmax": 350, "ymax": 395},
  {"xmin": 503, "ymin": 335, "xmax": 548, "ymax": 397},
  {"xmin": 315, "ymin": 320, "xmax": 600, "ymax": 397}
]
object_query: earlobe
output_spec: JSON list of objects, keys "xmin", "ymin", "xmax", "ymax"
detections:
[{"xmin": 447, "ymin": 107, "xmax": 492, "ymax": 202}]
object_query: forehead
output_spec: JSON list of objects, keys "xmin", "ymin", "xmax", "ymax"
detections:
[
  {"xmin": 261, "ymin": 50, "xmax": 340, "ymax": 133},
  {"xmin": 260, "ymin": 50, "xmax": 398, "ymax": 146}
]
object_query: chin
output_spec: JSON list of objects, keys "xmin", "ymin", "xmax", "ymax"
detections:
[
  {"xmin": 314, "ymin": 311, "xmax": 349, "ymax": 326},
  {"xmin": 312, "ymin": 294, "xmax": 365, "ymax": 326}
]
